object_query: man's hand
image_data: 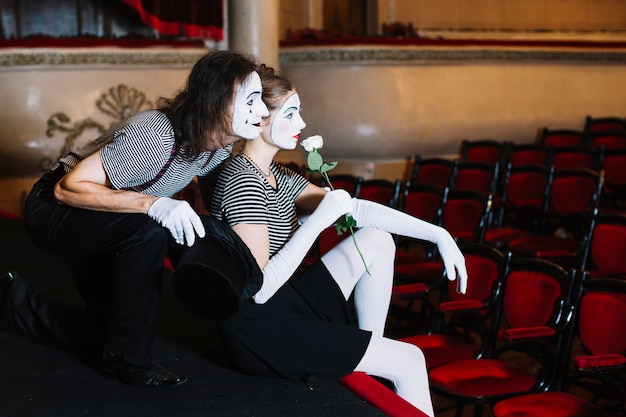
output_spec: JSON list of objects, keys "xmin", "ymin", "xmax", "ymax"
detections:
[{"xmin": 148, "ymin": 197, "xmax": 205, "ymax": 246}]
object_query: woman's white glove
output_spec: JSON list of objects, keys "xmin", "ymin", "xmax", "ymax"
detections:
[
  {"xmin": 351, "ymin": 198, "xmax": 467, "ymax": 293},
  {"xmin": 148, "ymin": 197, "xmax": 206, "ymax": 246},
  {"xmin": 254, "ymin": 189, "xmax": 353, "ymax": 303}
]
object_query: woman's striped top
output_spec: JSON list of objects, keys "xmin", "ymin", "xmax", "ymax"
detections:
[{"xmin": 210, "ymin": 154, "xmax": 309, "ymax": 256}]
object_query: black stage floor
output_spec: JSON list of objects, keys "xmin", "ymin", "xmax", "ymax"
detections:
[{"xmin": 0, "ymin": 215, "xmax": 388, "ymax": 417}]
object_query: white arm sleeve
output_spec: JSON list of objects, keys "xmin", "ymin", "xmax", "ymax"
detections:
[
  {"xmin": 351, "ymin": 198, "xmax": 468, "ymax": 293},
  {"xmin": 254, "ymin": 190, "xmax": 353, "ymax": 304}
]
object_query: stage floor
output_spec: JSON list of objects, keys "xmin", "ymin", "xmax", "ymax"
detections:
[{"xmin": 0, "ymin": 216, "xmax": 388, "ymax": 417}]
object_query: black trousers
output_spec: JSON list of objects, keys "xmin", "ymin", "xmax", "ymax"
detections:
[{"xmin": 16, "ymin": 167, "xmax": 169, "ymax": 365}]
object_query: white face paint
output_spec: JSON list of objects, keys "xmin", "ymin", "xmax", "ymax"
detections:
[
  {"xmin": 268, "ymin": 92, "xmax": 306, "ymax": 150},
  {"xmin": 231, "ymin": 72, "xmax": 269, "ymax": 140}
]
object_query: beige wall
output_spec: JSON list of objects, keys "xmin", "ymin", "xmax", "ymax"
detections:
[
  {"xmin": 399, "ymin": 0, "xmax": 626, "ymax": 31},
  {"xmin": 280, "ymin": 0, "xmax": 626, "ymax": 37},
  {"xmin": 280, "ymin": 0, "xmax": 317, "ymax": 38}
]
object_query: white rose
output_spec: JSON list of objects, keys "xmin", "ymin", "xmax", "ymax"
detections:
[{"xmin": 301, "ymin": 135, "xmax": 324, "ymax": 152}]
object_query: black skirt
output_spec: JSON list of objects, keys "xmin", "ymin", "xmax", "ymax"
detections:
[{"xmin": 217, "ymin": 260, "xmax": 372, "ymax": 382}]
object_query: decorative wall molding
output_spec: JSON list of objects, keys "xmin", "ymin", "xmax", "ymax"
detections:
[
  {"xmin": 0, "ymin": 49, "xmax": 207, "ymax": 68},
  {"xmin": 41, "ymin": 84, "xmax": 154, "ymax": 170},
  {"xmin": 280, "ymin": 46, "xmax": 626, "ymax": 64}
]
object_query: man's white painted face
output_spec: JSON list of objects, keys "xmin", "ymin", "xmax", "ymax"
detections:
[
  {"xmin": 269, "ymin": 92, "xmax": 306, "ymax": 150},
  {"xmin": 232, "ymin": 72, "xmax": 269, "ymax": 140}
]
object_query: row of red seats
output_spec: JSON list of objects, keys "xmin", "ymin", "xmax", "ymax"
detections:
[
  {"xmin": 541, "ymin": 114, "xmax": 626, "ymax": 148},
  {"xmin": 393, "ymin": 243, "xmax": 626, "ymax": 417},
  {"xmin": 388, "ymin": 129, "xmax": 626, "ymax": 415},
  {"xmin": 309, "ymin": 168, "xmax": 625, "ymax": 416}
]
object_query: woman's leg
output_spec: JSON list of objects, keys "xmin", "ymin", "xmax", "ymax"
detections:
[
  {"xmin": 321, "ymin": 228, "xmax": 395, "ymax": 338},
  {"xmin": 355, "ymin": 336, "xmax": 435, "ymax": 417}
]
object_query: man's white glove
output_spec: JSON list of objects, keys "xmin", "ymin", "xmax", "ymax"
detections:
[
  {"xmin": 254, "ymin": 189, "xmax": 353, "ymax": 304},
  {"xmin": 148, "ymin": 197, "xmax": 206, "ymax": 247},
  {"xmin": 351, "ymin": 198, "xmax": 468, "ymax": 294}
]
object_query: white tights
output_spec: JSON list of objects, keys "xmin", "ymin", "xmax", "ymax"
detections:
[{"xmin": 321, "ymin": 228, "xmax": 435, "ymax": 417}]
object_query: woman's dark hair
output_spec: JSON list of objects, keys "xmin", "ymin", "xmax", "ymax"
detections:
[{"xmin": 157, "ymin": 51, "xmax": 259, "ymax": 157}]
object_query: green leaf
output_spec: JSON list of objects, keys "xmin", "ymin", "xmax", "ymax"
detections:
[
  {"xmin": 307, "ymin": 152, "xmax": 323, "ymax": 172},
  {"xmin": 320, "ymin": 161, "xmax": 337, "ymax": 174},
  {"xmin": 344, "ymin": 215, "xmax": 357, "ymax": 228},
  {"xmin": 336, "ymin": 214, "xmax": 354, "ymax": 236}
]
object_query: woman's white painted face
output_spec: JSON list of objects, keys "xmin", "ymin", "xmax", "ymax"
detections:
[
  {"xmin": 268, "ymin": 92, "xmax": 306, "ymax": 150},
  {"xmin": 232, "ymin": 72, "xmax": 269, "ymax": 140}
]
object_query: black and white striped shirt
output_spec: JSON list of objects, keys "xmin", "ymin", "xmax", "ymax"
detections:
[
  {"xmin": 58, "ymin": 110, "xmax": 231, "ymax": 197},
  {"xmin": 210, "ymin": 155, "xmax": 309, "ymax": 256}
]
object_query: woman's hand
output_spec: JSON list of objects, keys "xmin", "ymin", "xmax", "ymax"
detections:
[
  {"xmin": 350, "ymin": 198, "xmax": 468, "ymax": 294},
  {"xmin": 306, "ymin": 189, "xmax": 353, "ymax": 230},
  {"xmin": 434, "ymin": 228, "xmax": 468, "ymax": 294}
]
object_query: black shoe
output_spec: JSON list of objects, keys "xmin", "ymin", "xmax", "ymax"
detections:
[
  {"xmin": 0, "ymin": 271, "xmax": 18, "ymax": 318},
  {"xmin": 0, "ymin": 271, "xmax": 18, "ymax": 294},
  {"xmin": 102, "ymin": 349, "xmax": 188, "ymax": 388}
]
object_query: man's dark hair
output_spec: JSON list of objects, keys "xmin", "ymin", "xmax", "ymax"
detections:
[{"xmin": 158, "ymin": 51, "xmax": 258, "ymax": 157}]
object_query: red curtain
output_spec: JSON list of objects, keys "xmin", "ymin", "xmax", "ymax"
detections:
[{"xmin": 121, "ymin": 0, "xmax": 223, "ymax": 40}]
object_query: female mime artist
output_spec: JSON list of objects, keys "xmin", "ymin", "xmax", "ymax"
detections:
[{"xmin": 209, "ymin": 65, "xmax": 468, "ymax": 416}]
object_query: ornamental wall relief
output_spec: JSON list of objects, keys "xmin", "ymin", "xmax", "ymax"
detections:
[{"xmin": 41, "ymin": 84, "xmax": 153, "ymax": 171}]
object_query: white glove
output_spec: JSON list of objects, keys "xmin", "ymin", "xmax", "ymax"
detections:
[
  {"xmin": 147, "ymin": 197, "xmax": 206, "ymax": 247},
  {"xmin": 351, "ymin": 198, "xmax": 468, "ymax": 294},
  {"xmin": 254, "ymin": 189, "xmax": 353, "ymax": 303}
]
